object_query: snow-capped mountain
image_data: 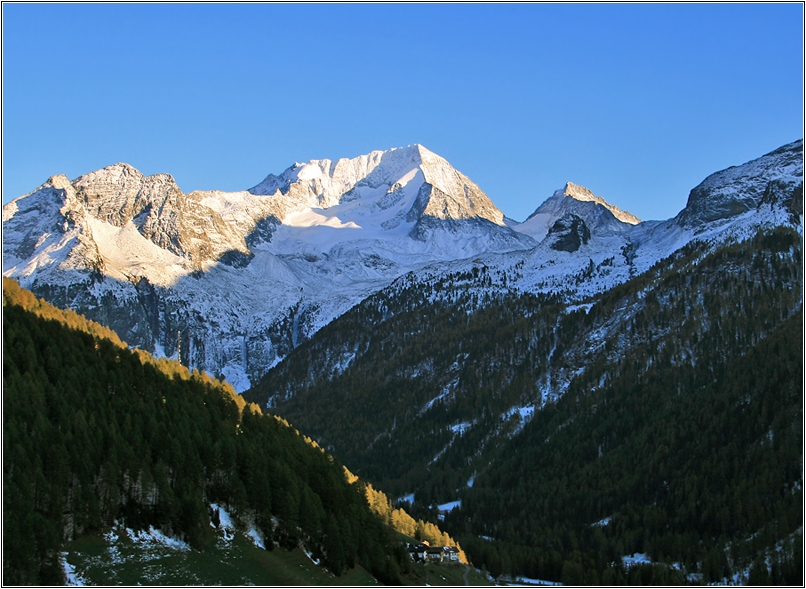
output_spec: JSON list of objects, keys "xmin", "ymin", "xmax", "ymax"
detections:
[
  {"xmin": 513, "ymin": 181, "xmax": 639, "ymax": 243},
  {"xmin": 243, "ymin": 142, "xmax": 802, "ymax": 567},
  {"xmin": 3, "ymin": 140, "xmax": 802, "ymax": 391},
  {"xmin": 3, "ymin": 144, "xmax": 535, "ymax": 390}
]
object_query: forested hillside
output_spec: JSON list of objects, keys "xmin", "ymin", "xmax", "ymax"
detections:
[
  {"xmin": 454, "ymin": 307, "xmax": 802, "ymax": 584},
  {"xmin": 247, "ymin": 226, "xmax": 803, "ymax": 583},
  {"xmin": 3, "ymin": 278, "xmax": 415, "ymax": 585},
  {"xmin": 247, "ymin": 267, "xmax": 567, "ymax": 499}
]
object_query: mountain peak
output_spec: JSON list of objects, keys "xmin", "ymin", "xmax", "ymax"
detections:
[
  {"xmin": 248, "ymin": 145, "xmax": 509, "ymax": 229},
  {"xmin": 403, "ymin": 146, "xmax": 507, "ymax": 230},
  {"xmin": 560, "ymin": 181, "xmax": 598, "ymax": 202},
  {"xmin": 48, "ymin": 174, "xmax": 72, "ymax": 191},
  {"xmin": 556, "ymin": 182, "xmax": 641, "ymax": 225}
]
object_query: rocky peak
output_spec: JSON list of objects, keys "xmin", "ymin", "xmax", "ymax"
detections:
[
  {"xmin": 49, "ymin": 174, "xmax": 72, "ymax": 191},
  {"xmin": 73, "ymin": 163, "xmax": 180, "ymax": 229},
  {"xmin": 520, "ymin": 182, "xmax": 639, "ymax": 241},
  {"xmin": 12, "ymin": 163, "xmax": 250, "ymax": 271},
  {"xmin": 410, "ymin": 145, "xmax": 505, "ymax": 226},
  {"xmin": 558, "ymin": 182, "xmax": 641, "ymax": 225}
]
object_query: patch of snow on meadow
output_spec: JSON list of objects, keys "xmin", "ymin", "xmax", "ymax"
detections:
[
  {"xmin": 60, "ymin": 552, "xmax": 88, "ymax": 586},
  {"xmin": 211, "ymin": 503, "xmax": 236, "ymax": 542},
  {"xmin": 103, "ymin": 528, "xmax": 124, "ymax": 564},
  {"xmin": 303, "ymin": 547, "xmax": 321, "ymax": 566},
  {"xmin": 515, "ymin": 576, "xmax": 563, "ymax": 586},
  {"xmin": 126, "ymin": 526, "xmax": 191, "ymax": 552},
  {"xmin": 245, "ymin": 521, "xmax": 266, "ymax": 550}
]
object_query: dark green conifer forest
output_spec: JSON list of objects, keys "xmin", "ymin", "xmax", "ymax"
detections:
[
  {"xmin": 454, "ymin": 308, "xmax": 802, "ymax": 584},
  {"xmin": 3, "ymin": 278, "xmax": 407, "ymax": 585}
]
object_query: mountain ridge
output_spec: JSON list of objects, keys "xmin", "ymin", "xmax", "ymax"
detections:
[
  {"xmin": 2, "ymin": 139, "xmax": 803, "ymax": 584},
  {"xmin": 3, "ymin": 141, "xmax": 802, "ymax": 391},
  {"xmin": 676, "ymin": 139, "xmax": 803, "ymax": 227}
]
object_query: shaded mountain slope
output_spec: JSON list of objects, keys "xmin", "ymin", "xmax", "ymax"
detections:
[
  {"xmin": 456, "ymin": 303, "xmax": 802, "ymax": 585},
  {"xmin": 246, "ymin": 225, "xmax": 803, "ymax": 583}
]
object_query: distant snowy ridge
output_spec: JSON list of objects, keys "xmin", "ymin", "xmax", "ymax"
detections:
[
  {"xmin": 513, "ymin": 181, "xmax": 640, "ymax": 243},
  {"xmin": 3, "ymin": 140, "xmax": 801, "ymax": 392}
]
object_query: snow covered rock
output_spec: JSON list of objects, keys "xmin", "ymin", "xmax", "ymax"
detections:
[
  {"xmin": 514, "ymin": 182, "xmax": 639, "ymax": 242},
  {"xmin": 2, "ymin": 145, "xmax": 535, "ymax": 390},
  {"xmin": 676, "ymin": 140, "xmax": 803, "ymax": 227}
]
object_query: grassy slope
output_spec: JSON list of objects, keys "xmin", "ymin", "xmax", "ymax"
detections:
[
  {"xmin": 64, "ymin": 528, "xmax": 379, "ymax": 586},
  {"xmin": 64, "ymin": 525, "xmax": 491, "ymax": 586}
]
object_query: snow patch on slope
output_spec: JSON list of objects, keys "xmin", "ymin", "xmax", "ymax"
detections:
[{"xmin": 86, "ymin": 216, "xmax": 190, "ymax": 286}]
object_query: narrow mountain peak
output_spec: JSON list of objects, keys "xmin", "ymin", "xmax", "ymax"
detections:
[
  {"xmin": 561, "ymin": 181, "xmax": 598, "ymax": 202},
  {"xmin": 48, "ymin": 174, "xmax": 72, "ymax": 191},
  {"xmin": 412, "ymin": 143, "xmax": 436, "ymax": 157},
  {"xmin": 555, "ymin": 182, "xmax": 641, "ymax": 225}
]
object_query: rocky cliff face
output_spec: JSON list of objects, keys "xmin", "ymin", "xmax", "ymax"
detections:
[
  {"xmin": 73, "ymin": 163, "xmax": 262, "ymax": 270},
  {"xmin": 547, "ymin": 213, "xmax": 591, "ymax": 252}
]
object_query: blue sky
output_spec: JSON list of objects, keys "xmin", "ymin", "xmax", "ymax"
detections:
[{"xmin": 3, "ymin": 3, "xmax": 803, "ymax": 222}]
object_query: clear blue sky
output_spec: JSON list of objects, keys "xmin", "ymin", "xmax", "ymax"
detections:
[{"xmin": 3, "ymin": 3, "xmax": 803, "ymax": 222}]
